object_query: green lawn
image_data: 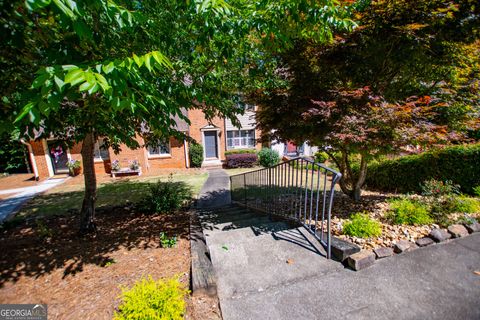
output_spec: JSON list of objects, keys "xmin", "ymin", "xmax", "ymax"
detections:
[{"xmin": 14, "ymin": 173, "xmax": 208, "ymax": 221}]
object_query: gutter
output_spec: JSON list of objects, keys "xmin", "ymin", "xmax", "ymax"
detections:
[{"xmin": 20, "ymin": 139, "xmax": 39, "ymax": 181}]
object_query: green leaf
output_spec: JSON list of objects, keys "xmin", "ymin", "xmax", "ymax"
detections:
[
  {"xmin": 64, "ymin": 69, "xmax": 85, "ymax": 86},
  {"xmin": 151, "ymin": 51, "xmax": 173, "ymax": 70},
  {"xmin": 102, "ymin": 62, "xmax": 115, "ymax": 74},
  {"xmin": 79, "ymin": 81, "xmax": 95, "ymax": 91},
  {"xmin": 32, "ymin": 73, "xmax": 50, "ymax": 89},
  {"xmin": 133, "ymin": 53, "xmax": 143, "ymax": 67},
  {"xmin": 94, "ymin": 73, "xmax": 110, "ymax": 91},
  {"xmin": 14, "ymin": 102, "xmax": 36, "ymax": 123},
  {"xmin": 54, "ymin": 76, "xmax": 65, "ymax": 91},
  {"xmin": 25, "ymin": 0, "xmax": 51, "ymax": 11},
  {"xmin": 144, "ymin": 54, "xmax": 152, "ymax": 72},
  {"xmin": 52, "ymin": 0, "xmax": 76, "ymax": 18}
]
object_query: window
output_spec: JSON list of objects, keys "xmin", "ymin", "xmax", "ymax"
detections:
[
  {"xmin": 226, "ymin": 130, "xmax": 255, "ymax": 150},
  {"xmin": 148, "ymin": 140, "xmax": 170, "ymax": 157},
  {"xmin": 94, "ymin": 141, "xmax": 109, "ymax": 160},
  {"xmin": 244, "ymin": 104, "xmax": 255, "ymax": 112}
]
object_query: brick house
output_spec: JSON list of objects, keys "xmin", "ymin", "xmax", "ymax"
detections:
[{"xmin": 26, "ymin": 106, "xmax": 262, "ymax": 180}]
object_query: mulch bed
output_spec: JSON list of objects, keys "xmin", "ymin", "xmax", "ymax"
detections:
[{"xmin": 0, "ymin": 207, "xmax": 220, "ymax": 319}]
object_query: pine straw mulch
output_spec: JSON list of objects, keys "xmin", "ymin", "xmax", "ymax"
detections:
[{"xmin": 0, "ymin": 207, "xmax": 221, "ymax": 320}]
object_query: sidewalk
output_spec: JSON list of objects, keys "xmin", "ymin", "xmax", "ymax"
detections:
[{"xmin": 0, "ymin": 178, "xmax": 67, "ymax": 222}]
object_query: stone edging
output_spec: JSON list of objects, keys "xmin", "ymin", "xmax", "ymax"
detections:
[{"xmin": 345, "ymin": 222, "xmax": 480, "ymax": 271}]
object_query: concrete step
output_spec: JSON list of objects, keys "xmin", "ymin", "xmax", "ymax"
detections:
[
  {"xmin": 208, "ymin": 226, "xmax": 342, "ymax": 297},
  {"xmin": 205, "ymin": 221, "xmax": 292, "ymax": 245},
  {"xmin": 202, "ymin": 215, "xmax": 282, "ymax": 235}
]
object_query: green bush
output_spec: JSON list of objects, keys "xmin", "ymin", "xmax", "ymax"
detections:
[
  {"xmin": 473, "ymin": 186, "xmax": 480, "ymax": 197},
  {"xmin": 257, "ymin": 148, "xmax": 280, "ymax": 167},
  {"xmin": 453, "ymin": 196, "xmax": 480, "ymax": 214},
  {"xmin": 387, "ymin": 198, "xmax": 433, "ymax": 225},
  {"xmin": 189, "ymin": 143, "xmax": 203, "ymax": 168},
  {"xmin": 114, "ymin": 276, "xmax": 188, "ymax": 320},
  {"xmin": 139, "ymin": 176, "xmax": 192, "ymax": 213},
  {"xmin": 343, "ymin": 213, "xmax": 382, "ymax": 238},
  {"xmin": 224, "ymin": 149, "xmax": 256, "ymax": 156},
  {"xmin": 314, "ymin": 151, "xmax": 329, "ymax": 163},
  {"xmin": 364, "ymin": 144, "xmax": 480, "ymax": 194},
  {"xmin": 421, "ymin": 179, "xmax": 460, "ymax": 197}
]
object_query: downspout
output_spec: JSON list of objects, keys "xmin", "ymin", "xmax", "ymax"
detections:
[
  {"xmin": 184, "ymin": 137, "xmax": 190, "ymax": 168},
  {"xmin": 20, "ymin": 139, "xmax": 39, "ymax": 181}
]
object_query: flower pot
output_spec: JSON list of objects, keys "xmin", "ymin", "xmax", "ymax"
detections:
[{"xmin": 70, "ymin": 167, "xmax": 82, "ymax": 176}]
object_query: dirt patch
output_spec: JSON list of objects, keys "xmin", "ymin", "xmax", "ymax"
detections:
[{"xmin": 0, "ymin": 207, "xmax": 220, "ymax": 319}]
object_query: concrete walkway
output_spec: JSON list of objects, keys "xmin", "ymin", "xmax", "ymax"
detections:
[
  {"xmin": 0, "ymin": 178, "xmax": 67, "ymax": 222},
  {"xmin": 197, "ymin": 169, "xmax": 231, "ymax": 208},
  {"xmin": 195, "ymin": 169, "xmax": 480, "ymax": 320},
  {"xmin": 219, "ymin": 233, "xmax": 480, "ymax": 320}
]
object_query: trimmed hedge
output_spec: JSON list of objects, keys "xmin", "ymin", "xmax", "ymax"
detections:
[
  {"xmin": 224, "ymin": 149, "xmax": 256, "ymax": 156},
  {"xmin": 364, "ymin": 144, "xmax": 480, "ymax": 194},
  {"xmin": 189, "ymin": 143, "xmax": 203, "ymax": 168},
  {"xmin": 226, "ymin": 153, "xmax": 258, "ymax": 168}
]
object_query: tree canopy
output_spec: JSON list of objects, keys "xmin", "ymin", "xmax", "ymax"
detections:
[
  {"xmin": 0, "ymin": 0, "xmax": 359, "ymax": 231},
  {"xmin": 252, "ymin": 0, "xmax": 480, "ymax": 200}
]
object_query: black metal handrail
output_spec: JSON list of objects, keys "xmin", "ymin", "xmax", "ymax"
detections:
[{"xmin": 230, "ymin": 157, "xmax": 342, "ymax": 259}]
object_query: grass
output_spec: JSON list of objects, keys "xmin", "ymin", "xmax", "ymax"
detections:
[{"xmin": 13, "ymin": 173, "xmax": 208, "ymax": 221}]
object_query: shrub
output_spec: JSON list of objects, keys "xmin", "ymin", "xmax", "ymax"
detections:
[
  {"xmin": 387, "ymin": 198, "xmax": 433, "ymax": 225},
  {"xmin": 314, "ymin": 151, "xmax": 329, "ymax": 163},
  {"xmin": 189, "ymin": 143, "xmax": 203, "ymax": 168},
  {"xmin": 257, "ymin": 148, "xmax": 280, "ymax": 167},
  {"xmin": 343, "ymin": 213, "xmax": 382, "ymax": 238},
  {"xmin": 114, "ymin": 276, "xmax": 188, "ymax": 320},
  {"xmin": 421, "ymin": 179, "xmax": 460, "ymax": 197},
  {"xmin": 364, "ymin": 144, "xmax": 480, "ymax": 194},
  {"xmin": 473, "ymin": 186, "xmax": 480, "ymax": 197},
  {"xmin": 226, "ymin": 153, "xmax": 258, "ymax": 168},
  {"xmin": 139, "ymin": 176, "xmax": 192, "ymax": 213},
  {"xmin": 159, "ymin": 232, "xmax": 177, "ymax": 248},
  {"xmin": 224, "ymin": 149, "xmax": 256, "ymax": 156},
  {"xmin": 453, "ymin": 196, "xmax": 480, "ymax": 214}
]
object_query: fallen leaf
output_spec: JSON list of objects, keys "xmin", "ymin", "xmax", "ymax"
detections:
[
  {"xmin": 474, "ymin": 270, "xmax": 480, "ymax": 276},
  {"xmin": 222, "ymin": 245, "xmax": 228, "ymax": 251},
  {"xmin": 286, "ymin": 259, "xmax": 294, "ymax": 264}
]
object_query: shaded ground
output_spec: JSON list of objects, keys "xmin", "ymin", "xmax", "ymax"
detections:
[
  {"xmin": 11, "ymin": 172, "xmax": 208, "ymax": 222},
  {"xmin": 0, "ymin": 206, "xmax": 218, "ymax": 319}
]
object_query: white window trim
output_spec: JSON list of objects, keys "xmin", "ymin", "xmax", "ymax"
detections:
[
  {"xmin": 226, "ymin": 129, "xmax": 256, "ymax": 150},
  {"xmin": 147, "ymin": 140, "xmax": 171, "ymax": 159}
]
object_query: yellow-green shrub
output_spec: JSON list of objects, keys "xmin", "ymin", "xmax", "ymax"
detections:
[
  {"xmin": 343, "ymin": 213, "xmax": 382, "ymax": 238},
  {"xmin": 453, "ymin": 196, "xmax": 480, "ymax": 214},
  {"xmin": 388, "ymin": 198, "xmax": 433, "ymax": 225},
  {"xmin": 114, "ymin": 276, "xmax": 188, "ymax": 320}
]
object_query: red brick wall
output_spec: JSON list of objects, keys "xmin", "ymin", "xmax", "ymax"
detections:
[
  {"xmin": 147, "ymin": 137, "xmax": 186, "ymax": 169},
  {"xmin": 188, "ymin": 109, "xmax": 226, "ymax": 160},
  {"xmin": 109, "ymin": 136, "xmax": 148, "ymax": 172}
]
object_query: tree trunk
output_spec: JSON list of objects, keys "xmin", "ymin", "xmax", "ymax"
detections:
[
  {"xmin": 327, "ymin": 150, "xmax": 368, "ymax": 202},
  {"xmin": 79, "ymin": 132, "xmax": 97, "ymax": 234},
  {"xmin": 352, "ymin": 154, "xmax": 368, "ymax": 202}
]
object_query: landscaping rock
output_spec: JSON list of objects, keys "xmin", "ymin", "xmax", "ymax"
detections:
[
  {"xmin": 373, "ymin": 247, "xmax": 394, "ymax": 259},
  {"xmin": 394, "ymin": 240, "xmax": 411, "ymax": 253},
  {"xmin": 416, "ymin": 237, "xmax": 434, "ymax": 247},
  {"xmin": 429, "ymin": 228, "xmax": 452, "ymax": 242},
  {"xmin": 447, "ymin": 224, "xmax": 469, "ymax": 238},
  {"xmin": 347, "ymin": 250, "xmax": 376, "ymax": 271},
  {"xmin": 464, "ymin": 221, "xmax": 480, "ymax": 234}
]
